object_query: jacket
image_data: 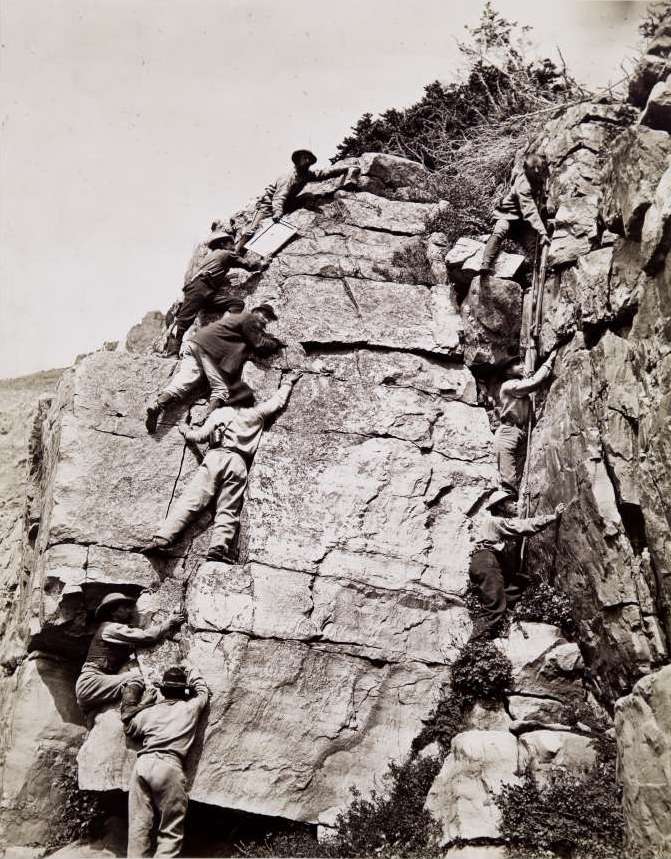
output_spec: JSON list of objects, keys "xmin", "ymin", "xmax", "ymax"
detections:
[
  {"xmin": 498, "ymin": 355, "xmax": 554, "ymax": 427},
  {"xmin": 183, "ymin": 382, "xmax": 293, "ymax": 459},
  {"xmin": 494, "ymin": 170, "xmax": 547, "ymax": 237},
  {"xmin": 258, "ymin": 165, "xmax": 346, "ymax": 219},
  {"xmin": 476, "ymin": 511, "xmax": 557, "ymax": 553},
  {"xmin": 125, "ymin": 668, "xmax": 211, "ymax": 760},
  {"xmin": 81, "ymin": 621, "xmax": 166, "ymax": 673},
  {"xmin": 183, "ymin": 245, "xmax": 259, "ymax": 287},
  {"xmin": 191, "ymin": 310, "xmax": 282, "ymax": 376}
]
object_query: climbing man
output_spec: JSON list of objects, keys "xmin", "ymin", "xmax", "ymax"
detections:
[
  {"xmin": 75, "ymin": 592, "xmax": 185, "ymax": 713},
  {"xmin": 495, "ymin": 348, "xmax": 557, "ymax": 497},
  {"xmin": 470, "ymin": 490, "xmax": 566, "ymax": 638},
  {"xmin": 122, "ymin": 665, "xmax": 211, "ymax": 857},
  {"xmin": 480, "ymin": 152, "xmax": 550, "ymax": 275},
  {"xmin": 240, "ymin": 149, "xmax": 355, "ymax": 243},
  {"xmin": 147, "ymin": 370, "xmax": 302, "ymax": 562},
  {"xmin": 164, "ymin": 228, "xmax": 268, "ymax": 357},
  {"xmin": 145, "ymin": 303, "xmax": 284, "ymax": 434}
]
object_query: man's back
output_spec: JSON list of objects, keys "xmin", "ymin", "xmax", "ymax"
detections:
[{"xmin": 127, "ymin": 696, "xmax": 207, "ymax": 760}]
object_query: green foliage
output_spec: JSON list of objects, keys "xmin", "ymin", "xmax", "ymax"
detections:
[
  {"xmin": 496, "ymin": 757, "xmax": 625, "ymax": 859},
  {"xmin": 412, "ymin": 693, "xmax": 471, "ymax": 754},
  {"xmin": 451, "ymin": 637, "xmax": 513, "ymax": 703},
  {"xmin": 46, "ymin": 761, "xmax": 105, "ymax": 850},
  {"xmin": 334, "ymin": 3, "xmax": 587, "ymax": 170},
  {"xmin": 388, "ymin": 240, "xmax": 434, "ymax": 285},
  {"xmin": 513, "ymin": 578, "xmax": 577, "ymax": 637}
]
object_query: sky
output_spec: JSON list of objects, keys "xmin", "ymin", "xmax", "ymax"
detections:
[{"xmin": 0, "ymin": 0, "xmax": 648, "ymax": 378}]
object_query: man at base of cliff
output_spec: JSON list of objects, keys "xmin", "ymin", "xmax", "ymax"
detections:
[
  {"xmin": 145, "ymin": 303, "xmax": 284, "ymax": 434},
  {"xmin": 494, "ymin": 349, "xmax": 557, "ymax": 497},
  {"xmin": 122, "ymin": 665, "xmax": 211, "ymax": 858},
  {"xmin": 470, "ymin": 490, "xmax": 565, "ymax": 639},
  {"xmin": 147, "ymin": 370, "xmax": 302, "ymax": 562},
  {"xmin": 480, "ymin": 152, "xmax": 550, "ymax": 275}
]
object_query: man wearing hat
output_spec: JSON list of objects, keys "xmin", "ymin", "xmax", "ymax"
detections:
[
  {"xmin": 164, "ymin": 228, "xmax": 269, "ymax": 357},
  {"xmin": 494, "ymin": 348, "xmax": 557, "ymax": 497},
  {"xmin": 146, "ymin": 303, "xmax": 285, "ymax": 434},
  {"xmin": 469, "ymin": 491, "xmax": 566, "ymax": 639},
  {"xmin": 122, "ymin": 665, "xmax": 211, "ymax": 857},
  {"xmin": 75, "ymin": 593, "xmax": 185, "ymax": 713},
  {"xmin": 147, "ymin": 369, "xmax": 302, "ymax": 562},
  {"xmin": 244, "ymin": 149, "xmax": 352, "ymax": 236}
]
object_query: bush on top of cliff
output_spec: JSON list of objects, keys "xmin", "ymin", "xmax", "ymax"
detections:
[
  {"xmin": 640, "ymin": 0, "xmax": 671, "ymax": 40},
  {"xmin": 334, "ymin": 3, "xmax": 587, "ymax": 170}
]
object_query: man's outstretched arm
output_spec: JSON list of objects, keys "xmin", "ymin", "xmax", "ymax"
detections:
[{"xmin": 252, "ymin": 371, "xmax": 302, "ymax": 422}]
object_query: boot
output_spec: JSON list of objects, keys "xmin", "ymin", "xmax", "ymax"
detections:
[
  {"xmin": 145, "ymin": 401, "xmax": 164, "ymax": 435},
  {"xmin": 480, "ymin": 233, "xmax": 501, "ymax": 275},
  {"xmin": 205, "ymin": 397, "xmax": 225, "ymax": 417},
  {"xmin": 163, "ymin": 332, "xmax": 183, "ymax": 357},
  {"xmin": 144, "ymin": 535, "xmax": 172, "ymax": 554},
  {"xmin": 206, "ymin": 545, "xmax": 235, "ymax": 563}
]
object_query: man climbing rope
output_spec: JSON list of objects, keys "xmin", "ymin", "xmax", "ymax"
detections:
[
  {"xmin": 75, "ymin": 592, "xmax": 184, "ymax": 713},
  {"xmin": 238, "ymin": 149, "xmax": 355, "ymax": 246},
  {"xmin": 122, "ymin": 665, "xmax": 211, "ymax": 858},
  {"xmin": 145, "ymin": 303, "xmax": 284, "ymax": 434},
  {"xmin": 470, "ymin": 490, "xmax": 566, "ymax": 639},
  {"xmin": 146, "ymin": 370, "xmax": 302, "ymax": 562},
  {"xmin": 494, "ymin": 348, "xmax": 557, "ymax": 497},
  {"xmin": 480, "ymin": 152, "xmax": 550, "ymax": 275},
  {"xmin": 164, "ymin": 229, "xmax": 268, "ymax": 357}
]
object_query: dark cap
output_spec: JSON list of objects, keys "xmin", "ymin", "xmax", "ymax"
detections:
[
  {"xmin": 160, "ymin": 666, "xmax": 188, "ymax": 689},
  {"xmin": 225, "ymin": 381, "xmax": 255, "ymax": 408},
  {"xmin": 291, "ymin": 149, "xmax": 317, "ymax": 166},
  {"xmin": 252, "ymin": 303, "xmax": 278, "ymax": 322},
  {"xmin": 95, "ymin": 592, "xmax": 135, "ymax": 619}
]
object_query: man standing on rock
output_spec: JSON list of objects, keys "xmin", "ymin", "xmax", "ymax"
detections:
[
  {"xmin": 480, "ymin": 152, "xmax": 550, "ymax": 275},
  {"xmin": 164, "ymin": 229, "xmax": 269, "ymax": 357},
  {"xmin": 494, "ymin": 349, "xmax": 557, "ymax": 496},
  {"xmin": 239, "ymin": 149, "xmax": 354, "ymax": 242},
  {"xmin": 470, "ymin": 491, "xmax": 566, "ymax": 639},
  {"xmin": 75, "ymin": 593, "xmax": 185, "ymax": 713},
  {"xmin": 146, "ymin": 303, "xmax": 284, "ymax": 434},
  {"xmin": 122, "ymin": 665, "xmax": 211, "ymax": 857},
  {"xmin": 147, "ymin": 370, "xmax": 302, "ymax": 562}
]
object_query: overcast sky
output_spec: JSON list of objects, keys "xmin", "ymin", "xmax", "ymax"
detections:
[{"xmin": 0, "ymin": 0, "xmax": 647, "ymax": 378}]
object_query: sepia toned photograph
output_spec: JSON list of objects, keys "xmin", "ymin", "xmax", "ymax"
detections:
[{"xmin": 1, "ymin": 1, "xmax": 670, "ymax": 857}]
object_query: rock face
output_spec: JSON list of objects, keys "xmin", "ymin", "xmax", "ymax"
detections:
[
  {"xmin": 615, "ymin": 665, "xmax": 671, "ymax": 858},
  {"xmin": 0, "ymin": 154, "xmax": 501, "ymax": 853}
]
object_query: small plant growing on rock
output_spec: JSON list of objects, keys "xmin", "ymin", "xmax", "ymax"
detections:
[
  {"xmin": 513, "ymin": 578, "xmax": 577, "ymax": 637},
  {"xmin": 451, "ymin": 638, "xmax": 513, "ymax": 703},
  {"xmin": 46, "ymin": 760, "xmax": 105, "ymax": 850}
]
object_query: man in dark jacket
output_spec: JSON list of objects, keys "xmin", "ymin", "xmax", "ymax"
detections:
[
  {"xmin": 480, "ymin": 153, "xmax": 549, "ymax": 275},
  {"xmin": 164, "ymin": 230, "xmax": 268, "ymax": 356},
  {"xmin": 145, "ymin": 304, "xmax": 284, "ymax": 434},
  {"xmin": 469, "ymin": 490, "xmax": 565, "ymax": 638}
]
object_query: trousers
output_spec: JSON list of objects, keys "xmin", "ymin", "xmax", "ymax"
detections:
[
  {"xmin": 174, "ymin": 274, "xmax": 241, "ymax": 338},
  {"xmin": 159, "ymin": 342, "xmax": 231, "ymax": 405},
  {"xmin": 469, "ymin": 548, "xmax": 523, "ymax": 637},
  {"xmin": 481, "ymin": 218, "xmax": 539, "ymax": 270},
  {"xmin": 127, "ymin": 751, "xmax": 188, "ymax": 858},
  {"xmin": 75, "ymin": 665, "xmax": 139, "ymax": 711},
  {"xmin": 156, "ymin": 449, "xmax": 248, "ymax": 552},
  {"xmin": 493, "ymin": 423, "xmax": 526, "ymax": 493}
]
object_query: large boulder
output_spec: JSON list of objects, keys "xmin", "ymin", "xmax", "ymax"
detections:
[
  {"xmin": 460, "ymin": 275, "xmax": 522, "ymax": 367},
  {"xmin": 425, "ymin": 730, "xmax": 520, "ymax": 843},
  {"xmin": 615, "ymin": 665, "xmax": 671, "ymax": 858},
  {"xmin": 629, "ymin": 54, "xmax": 671, "ymax": 107},
  {"xmin": 641, "ymin": 75, "xmax": 671, "ymax": 132}
]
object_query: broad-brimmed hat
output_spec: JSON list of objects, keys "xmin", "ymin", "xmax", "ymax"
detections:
[
  {"xmin": 486, "ymin": 488, "xmax": 515, "ymax": 511},
  {"xmin": 160, "ymin": 666, "xmax": 188, "ymax": 690},
  {"xmin": 95, "ymin": 592, "xmax": 135, "ymax": 619},
  {"xmin": 207, "ymin": 229, "xmax": 235, "ymax": 248},
  {"xmin": 252, "ymin": 302, "xmax": 278, "ymax": 322},
  {"xmin": 291, "ymin": 149, "xmax": 317, "ymax": 166}
]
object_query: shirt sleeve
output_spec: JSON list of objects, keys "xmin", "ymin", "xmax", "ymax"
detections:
[
  {"xmin": 500, "ymin": 357, "xmax": 554, "ymax": 399},
  {"xmin": 229, "ymin": 252, "xmax": 261, "ymax": 272},
  {"xmin": 250, "ymin": 383, "xmax": 293, "ymax": 422},
  {"xmin": 182, "ymin": 410, "xmax": 226, "ymax": 444},
  {"xmin": 187, "ymin": 667, "xmax": 212, "ymax": 711},
  {"xmin": 100, "ymin": 622, "xmax": 164, "ymax": 647},
  {"xmin": 515, "ymin": 175, "xmax": 547, "ymax": 237},
  {"xmin": 312, "ymin": 165, "xmax": 348, "ymax": 180},
  {"xmin": 494, "ymin": 513, "xmax": 556, "ymax": 539},
  {"xmin": 271, "ymin": 173, "xmax": 296, "ymax": 218}
]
